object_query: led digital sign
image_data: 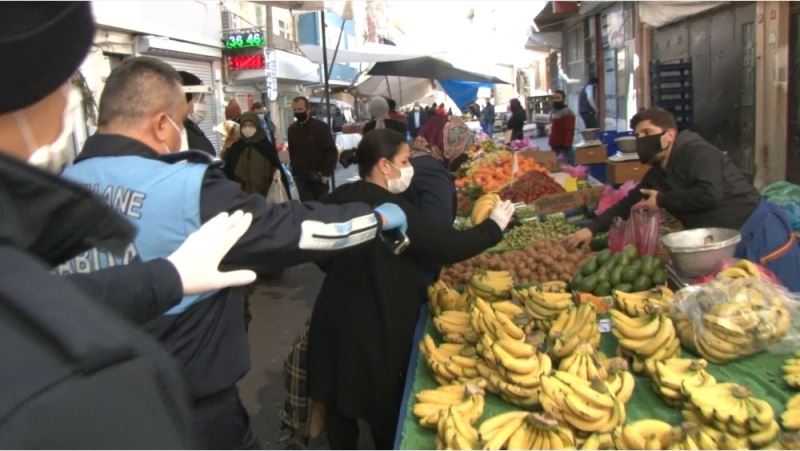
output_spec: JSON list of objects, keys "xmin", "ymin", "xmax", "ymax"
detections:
[
  {"xmin": 224, "ymin": 29, "xmax": 265, "ymax": 49},
  {"xmin": 228, "ymin": 54, "xmax": 266, "ymax": 71}
]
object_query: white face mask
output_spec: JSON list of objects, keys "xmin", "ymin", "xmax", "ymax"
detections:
[
  {"xmin": 241, "ymin": 126, "xmax": 257, "ymax": 138},
  {"xmin": 257, "ymin": 112, "xmax": 266, "ymax": 120},
  {"xmin": 188, "ymin": 102, "xmax": 207, "ymax": 124},
  {"xmin": 385, "ymin": 161, "xmax": 414, "ymax": 194},
  {"xmin": 164, "ymin": 115, "xmax": 183, "ymax": 153},
  {"xmin": 17, "ymin": 86, "xmax": 81, "ymax": 173}
]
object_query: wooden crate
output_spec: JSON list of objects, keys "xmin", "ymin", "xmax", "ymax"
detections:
[
  {"xmin": 575, "ymin": 145, "xmax": 607, "ymax": 165},
  {"xmin": 607, "ymin": 160, "xmax": 650, "ymax": 184}
]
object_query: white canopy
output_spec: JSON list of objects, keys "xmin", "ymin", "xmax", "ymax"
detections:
[
  {"xmin": 638, "ymin": 1, "xmax": 729, "ymax": 28},
  {"xmin": 299, "ymin": 43, "xmax": 442, "ymax": 64}
]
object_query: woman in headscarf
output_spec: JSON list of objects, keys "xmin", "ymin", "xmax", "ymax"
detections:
[
  {"xmin": 403, "ymin": 113, "xmax": 474, "ymax": 298},
  {"xmin": 507, "ymin": 97, "xmax": 527, "ymax": 141},
  {"xmin": 223, "ymin": 111, "xmax": 291, "ymax": 199},
  {"xmin": 362, "ymin": 96, "xmax": 407, "ymax": 135}
]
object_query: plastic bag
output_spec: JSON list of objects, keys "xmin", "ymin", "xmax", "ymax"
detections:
[
  {"xmin": 596, "ymin": 181, "xmax": 638, "ymax": 215},
  {"xmin": 672, "ymin": 277, "xmax": 800, "ymax": 361},
  {"xmin": 559, "ymin": 164, "xmax": 589, "ymax": 180},
  {"xmin": 607, "ymin": 207, "xmax": 660, "ymax": 256},
  {"xmin": 762, "ymin": 181, "xmax": 800, "ymax": 231},
  {"xmin": 266, "ymin": 169, "xmax": 289, "ymax": 203}
]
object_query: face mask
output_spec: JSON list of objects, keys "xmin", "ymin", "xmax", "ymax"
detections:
[
  {"xmin": 552, "ymin": 101, "xmax": 565, "ymax": 110},
  {"xmin": 164, "ymin": 115, "xmax": 183, "ymax": 153},
  {"xmin": 241, "ymin": 126, "xmax": 256, "ymax": 138},
  {"xmin": 636, "ymin": 131, "xmax": 666, "ymax": 164},
  {"xmin": 257, "ymin": 113, "xmax": 265, "ymax": 121},
  {"xmin": 188, "ymin": 102, "xmax": 207, "ymax": 123},
  {"xmin": 294, "ymin": 112, "xmax": 308, "ymax": 122},
  {"xmin": 17, "ymin": 86, "xmax": 81, "ymax": 173},
  {"xmin": 385, "ymin": 161, "xmax": 414, "ymax": 194}
]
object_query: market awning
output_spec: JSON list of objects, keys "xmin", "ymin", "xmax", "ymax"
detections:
[
  {"xmin": 355, "ymin": 76, "xmax": 436, "ymax": 105},
  {"xmin": 367, "ymin": 57, "xmax": 509, "ymax": 84},
  {"xmin": 299, "ymin": 43, "xmax": 439, "ymax": 64},
  {"xmin": 638, "ymin": 1, "xmax": 730, "ymax": 28}
]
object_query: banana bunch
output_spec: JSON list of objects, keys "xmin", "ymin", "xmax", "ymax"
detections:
[
  {"xmin": 514, "ymin": 286, "xmax": 574, "ymax": 332},
  {"xmin": 614, "ymin": 286, "xmax": 675, "ymax": 317},
  {"xmin": 428, "ymin": 279, "xmax": 470, "ymax": 315},
  {"xmin": 682, "ymin": 382, "xmax": 780, "ymax": 448},
  {"xmin": 470, "ymin": 193, "xmax": 500, "ymax": 226},
  {"xmin": 479, "ymin": 412, "xmax": 575, "ymax": 450},
  {"xmin": 414, "ymin": 383, "xmax": 485, "ymax": 429},
  {"xmin": 435, "ymin": 405, "xmax": 479, "ymax": 450},
  {"xmin": 603, "ymin": 358, "xmax": 635, "ymax": 404},
  {"xmin": 580, "ymin": 432, "xmax": 616, "ymax": 450},
  {"xmin": 650, "ymin": 358, "xmax": 716, "ymax": 407},
  {"xmin": 672, "ymin": 309, "xmax": 695, "ymax": 348},
  {"xmin": 433, "ymin": 310, "xmax": 479, "ymax": 344},
  {"xmin": 782, "ymin": 351, "xmax": 800, "ymax": 388},
  {"xmin": 716, "ymin": 259, "xmax": 763, "ymax": 281},
  {"xmin": 610, "ymin": 308, "xmax": 680, "ymax": 373},
  {"xmin": 666, "ymin": 422, "xmax": 723, "ymax": 450},
  {"xmin": 558, "ymin": 342, "xmax": 609, "ymax": 382},
  {"xmin": 782, "ymin": 392, "xmax": 800, "ymax": 430},
  {"xmin": 419, "ymin": 334, "xmax": 485, "ymax": 386},
  {"xmin": 542, "ymin": 280, "xmax": 569, "ymax": 292},
  {"xmin": 549, "ymin": 302, "xmax": 601, "ymax": 359},
  {"xmin": 475, "ymin": 335, "xmax": 551, "ymax": 408},
  {"xmin": 467, "ymin": 270, "xmax": 514, "ymax": 301},
  {"xmin": 616, "ymin": 419, "xmax": 674, "ymax": 450},
  {"xmin": 470, "ymin": 298, "xmax": 527, "ymax": 342},
  {"xmin": 540, "ymin": 370, "xmax": 626, "ymax": 433}
]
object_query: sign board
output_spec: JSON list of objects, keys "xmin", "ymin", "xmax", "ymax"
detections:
[
  {"xmin": 264, "ymin": 48, "xmax": 279, "ymax": 102},
  {"xmin": 228, "ymin": 54, "xmax": 266, "ymax": 71},
  {"xmin": 224, "ymin": 28, "xmax": 266, "ymax": 49}
]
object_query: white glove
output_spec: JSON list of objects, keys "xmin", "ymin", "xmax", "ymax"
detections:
[
  {"xmin": 489, "ymin": 200, "xmax": 515, "ymax": 231},
  {"xmin": 167, "ymin": 210, "xmax": 257, "ymax": 295}
]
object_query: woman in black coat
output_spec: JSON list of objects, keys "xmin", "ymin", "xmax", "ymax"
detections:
[
  {"xmin": 507, "ymin": 97, "xmax": 527, "ymax": 141},
  {"xmin": 307, "ymin": 129, "xmax": 514, "ymax": 449}
]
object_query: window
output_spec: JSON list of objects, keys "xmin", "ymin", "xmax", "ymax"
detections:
[{"xmin": 278, "ymin": 19, "xmax": 289, "ymax": 39}]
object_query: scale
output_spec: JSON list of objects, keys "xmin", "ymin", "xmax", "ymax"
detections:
[
  {"xmin": 608, "ymin": 152, "xmax": 641, "ymax": 162},
  {"xmin": 575, "ymin": 140, "xmax": 603, "ymax": 149}
]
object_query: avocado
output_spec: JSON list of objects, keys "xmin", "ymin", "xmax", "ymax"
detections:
[
  {"xmin": 632, "ymin": 274, "xmax": 653, "ymax": 292},
  {"xmin": 640, "ymin": 257, "xmax": 656, "ymax": 277},
  {"xmin": 623, "ymin": 244, "xmax": 639, "ymax": 259},
  {"xmin": 581, "ymin": 259, "xmax": 598, "ymax": 277},
  {"xmin": 617, "ymin": 254, "xmax": 631, "ymax": 268},
  {"xmin": 570, "ymin": 273, "xmax": 584, "ymax": 291},
  {"xmin": 596, "ymin": 249, "xmax": 612, "ymax": 266},
  {"xmin": 614, "ymin": 283, "xmax": 634, "ymax": 293},
  {"xmin": 578, "ymin": 275, "xmax": 598, "ymax": 293},
  {"xmin": 621, "ymin": 266, "xmax": 639, "ymax": 284},
  {"xmin": 607, "ymin": 253, "xmax": 621, "ymax": 268},
  {"xmin": 609, "ymin": 267, "xmax": 623, "ymax": 287},
  {"xmin": 651, "ymin": 269, "xmax": 668, "ymax": 285},
  {"xmin": 627, "ymin": 259, "xmax": 643, "ymax": 275},
  {"xmin": 590, "ymin": 234, "xmax": 609, "ymax": 251},
  {"xmin": 593, "ymin": 281, "xmax": 612, "ymax": 297}
]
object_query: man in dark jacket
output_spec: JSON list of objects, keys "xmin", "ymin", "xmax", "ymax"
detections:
[
  {"xmin": 565, "ymin": 107, "xmax": 800, "ymax": 290},
  {"xmin": 60, "ymin": 56, "xmax": 408, "ymax": 449},
  {"xmin": 579, "ymin": 76, "xmax": 599, "ymax": 129},
  {"xmin": 288, "ymin": 96, "xmax": 338, "ymax": 201},
  {"xmin": 481, "ymin": 98, "xmax": 495, "ymax": 136},
  {"xmin": 179, "ymin": 70, "xmax": 217, "ymax": 156},
  {"xmin": 548, "ymin": 90, "xmax": 576, "ymax": 160},
  {"xmin": 0, "ymin": 3, "xmax": 261, "ymax": 448},
  {"xmin": 407, "ymin": 102, "xmax": 427, "ymax": 138}
]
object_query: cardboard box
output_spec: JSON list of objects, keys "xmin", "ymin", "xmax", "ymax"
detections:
[
  {"xmin": 527, "ymin": 174, "xmax": 605, "ymax": 215},
  {"xmin": 519, "ymin": 149, "xmax": 558, "ymax": 172},
  {"xmin": 607, "ymin": 160, "xmax": 650, "ymax": 184},
  {"xmin": 575, "ymin": 144, "xmax": 608, "ymax": 165}
]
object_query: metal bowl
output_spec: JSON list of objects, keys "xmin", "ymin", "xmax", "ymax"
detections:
[
  {"xmin": 581, "ymin": 128, "xmax": 602, "ymax": 142},
  {"xmin": 661, "ymin": 228, "xmax": 742, "ymax": 277},
  {"xmin": 615, "ymin": 136, "xmax": 637, "ymax": 153}
]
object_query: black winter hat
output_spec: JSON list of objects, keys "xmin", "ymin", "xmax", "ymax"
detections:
[{"xmin": 0, "ymin": 2, "xmax": 95, "ymax": 114}]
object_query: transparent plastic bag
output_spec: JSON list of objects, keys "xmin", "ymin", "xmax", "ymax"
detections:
[
  {"xmin": 607, "ymin": 207, "xmax": 660, "ymax": 256},
  {"xmin": 596, "ymin": 181, "xmax": 638, "ymax": 215},
  {"xmin": 672, "ymin": 277, "xmax": 800, "ymax": 362}
]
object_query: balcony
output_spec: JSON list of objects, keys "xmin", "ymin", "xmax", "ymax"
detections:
[{"xmin": 270, "ymin": 33, "xmax": 298, "ymax": 53}]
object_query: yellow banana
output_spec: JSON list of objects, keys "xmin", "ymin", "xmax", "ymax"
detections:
[{"xmin": 480, "ymin": 413, "xmax": 527, "ymax": 450}]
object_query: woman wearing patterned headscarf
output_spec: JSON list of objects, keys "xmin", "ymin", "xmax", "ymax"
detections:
[{"xmin": 362, "ymin": 96, "xmax": 407, "ymax": 135}]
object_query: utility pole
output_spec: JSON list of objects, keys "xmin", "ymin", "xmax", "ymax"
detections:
[{"xmin": 321, "ymin": 10, "xmax": 336, "ymax": 189}]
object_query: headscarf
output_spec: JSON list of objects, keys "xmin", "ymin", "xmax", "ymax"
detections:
[
  {"xmin": 367, "ymin": 96, "xmax": 390, "ymax": 130},
  {"xmin": 238, "ymin": 111, "xmax": 267, "ymax": 144},
  {"xmin": 412, "ymin": 114, "xmax": 474, "ymax": 170},
  {"xmin": 232, "ymin": 111, "xmax": 274, "ymax": 195}
]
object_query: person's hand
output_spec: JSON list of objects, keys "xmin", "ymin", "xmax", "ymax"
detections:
[
  {"xmin": 564, "ymin": 227, "xmax": 593, "ymax": 250},
  {"xmin": 167, "ymin": 210, "xmax": 257, "ymax": 295},
  {"xmin": 375, "ymin": 203, "xmax": 408, "ymax": 234},
  {"xmin": 635, "ymin": 189, "xmax": 660, "ymax": 211},
  {"xmin": 321, "ymin": 175, "xmax": 331, "ymax": 184},
  {"xmin": 489, "ymin": 200, "xmax": 515, "ymax": 231}
]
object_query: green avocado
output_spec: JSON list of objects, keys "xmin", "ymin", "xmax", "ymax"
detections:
[
  {"xmin": 627, "ymin": 259, "xmax": 643, "ymax": 275},
  {"xmin": 590, "ymin": 234, "xmax": 609, "ymax": 251},
  {"xmin": 632, "ymin": 274, "xmax": 653, "ymax": 292},
  {"xmin": 623, "ymin": 244, "xmax": 639, "ymax": 259},
  {"xmin": 582, "ymin": 259, "xmax": 598, "ymax": 277},
  {"xmin": 617, "ymin": 254, "xmax": 632, "ymax": 268},
  {"xmin": 578, "ymin": 275, "xmax": 598, "ymax": 293},
  {"xmin": 570, "ymin": 273, "xmax": 584, "ymax": 291},
  {"xmin": 614, "ymin": 283, "xmax": 634, "ymax": 293},
  {"xmin": 609, "ymin": 267, "xmax": 623, "ymax": 286},
  {"xmin": 596, "ymin": 249, "xmax": 612, "ymax": 266},
  {"xmin": 621, "ymin": 266, "xmax": 640, "ymax": 284},
  {"xmin": 593, "ymin": 281, "xmax": 612, "ymax": 297},
  {"xmin": 640, "ymin": 257, "xmax": 656, "ymax": 277},
  {"xmin": 651, "ymin": 269, "xmax": 668, "ymax": 285}
]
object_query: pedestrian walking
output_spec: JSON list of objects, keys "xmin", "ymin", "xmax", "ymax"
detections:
[
  {"xmin": 507, "ymin": 98, "xmax": 526, "ymax": 141},
  {"xmin": 224, "ymin": 111, "xmax": 290, "ymax": 199},
  {"xmin": 481, "ymin": 98, "xmax": 495, "ymax": 136},
  {"xmin": 406, "ymin": 102, "xmax": 427, "ymax": 138},
  {"xmin": 251, "ymin": 101, "xmax": 277, "ymax": 145},
  {"xmin": 363, "ymin": 96, "xmax": 407, "ymax": 135},
  {"xmin": 579, "ymin": 76, "xmax": 600, "ymax": 129},
  {"xmin": 548, "ymin": 89, "xmax": 576, "ymax": 161},
  {"xmin": 178, "ymin": 70, "xmax": 216, "ymax": 156},
  {"xmin": 288, "ymin": 96, "xmax": 338, "ymax": 201}
]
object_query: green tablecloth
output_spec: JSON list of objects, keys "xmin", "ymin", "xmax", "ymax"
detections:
[{"xmin": 395, "ymin": 307, "xmax": 793, "ymax": 450}]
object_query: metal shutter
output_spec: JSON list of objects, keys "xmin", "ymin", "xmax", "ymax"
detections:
[{"xmin": 158, "ymin": 57, "xmax": 220, "ymax": 151}]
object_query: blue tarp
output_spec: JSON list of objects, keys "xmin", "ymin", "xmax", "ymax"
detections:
[{"xmin": 437, "ymin": 79, "xmax": 494, "ymax": 110}]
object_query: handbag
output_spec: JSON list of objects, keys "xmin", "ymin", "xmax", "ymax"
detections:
[{"xmin": 266, "ymin": 169, "xmax": 289, "ymax": 203}]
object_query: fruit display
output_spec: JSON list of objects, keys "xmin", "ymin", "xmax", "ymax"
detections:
[
  {"xmin": 610, "ymin": 308, "xmax": 681, "ymax": 374},
  {"xmin": 427, "ymin": 279, "xmax": 469, "ymax": 315},
  {"xmin": 478, "ymin": 411, "xmax": 575, "ymax": 450},
  {"xmin": 466, "ymin": 270, "xmax": 514, "ymax": 301},
  {"xmin": 435, "ymin": 406, "xmax": 480, "ymax": 450},
  {"xmin": 579, "ymin": 431, "xmax": 616, "ymax": 449},
  {"xmin": 667, "ymin": 422, "xmax": 722, "ymax": 450},
  {"xmin": 490, "ymin": 216, "xmax": 577, "ymax": 252},
  {"xmin": 433, "ymin": 310, "xmax": 478, "ymax": 344},
  {"xmin": 783, "ymin": 392, "xmax": 800, "ymax": 430},
  {"xmin": 571, "ymin": 245, "xmax": 668, "ymax": 296},
  {"xmin": 715, "ymin": 259, "xmax": 767, "ymax": 281},
  {"xmin": 603, "ymin": 358, "xmax": 636, "ymax": 404},
  {"xmin": 498, "ymin": 170, "xmax": 564, "ymax": 204},
  {"xmin": 673, "ymin": 277, "xmax": 792, "ymax": 363},
  {"xmin": 649, "ymin": 358, "xmax": 717, "ymax": 407},
  {"xmin": 784, "ymin": 350, "xmax": 800, "ymax": 388},
  {"xmin": 558, "ymin": 342, "xmax": 608, "ymax": 381},
  {"xmin": 419, "ymin": 335, "xmax": 485, "ymax": 386},
  {"xmin": 413, "ymin": 383, "xmax": 485, "ymax": 429},
  {"xmin": 539, "ymin": 371, "xmax": 626, "ymax": 433},
  {"xmin": 441, "ymin": 240, "xmax": 592, "ymax": 287},
  {"xmin": 548, "ymin": 302, "xmax": 601, "ymax": 359},
  {"xmin": 456, "ymin": 153, "xmax": 549, "ymax": 194},
  {"xmin": 613, "ymin": 286, "xmax": 675, "ymax": 317},
  {"xmin": 514, "ymin": 285, "xmax": 574, "ymax": 331},
  {"xmin": 470, "ymin": 193, "xmax": 500, "ymax": 226},
  {"xmin": 617, "ymin": 419, "xmax": 673, "ymax": 449},
  {"xmin": 681, "ymin": 383, "xmax": 780, "ymax": 449}
]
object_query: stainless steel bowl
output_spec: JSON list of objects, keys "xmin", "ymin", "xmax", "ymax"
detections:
[
  {"xmin": 661, "ymin": 228, "xmax": 742, "ymax": 277},
  {"xmin": 581, "ymin": 128, "xmax": 601, "ymax": 142},
  {"xmin": 615, "ymin": 136, "xmax": 637, "ymax": 153}
]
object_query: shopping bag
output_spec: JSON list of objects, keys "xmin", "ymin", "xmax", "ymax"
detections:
[
  {"xmin": 608, "ymin": 206, "xmax": 660, "ymax": 256},
  {"xmin": 266, "ymin": 169, "xmax": 289, "ymax": 203}
]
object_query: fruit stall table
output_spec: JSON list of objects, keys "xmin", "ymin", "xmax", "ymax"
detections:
[{"xmin": 393, "ymin": 305, "xmax": 793, "ymax": 449}]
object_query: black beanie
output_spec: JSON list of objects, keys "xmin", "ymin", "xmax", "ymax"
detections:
[{"xmin": 0, "ymin": 2, "xmax": 95, "ymax": 114}]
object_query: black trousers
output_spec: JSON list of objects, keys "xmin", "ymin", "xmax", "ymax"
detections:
[
  {"xmin": 325, "ymin": 407, "xmax": 394, "ymax": 450},
  {"xmin": 581, "ymin": 111, "xmax": 598, "ymax": 129},
  {"xmin": 295, "ymin": 179, "xmax": 330, "ymax": 202},
  {"xmin": 193, "ymin": 387, "xmax": 259, "ymax": 450}
]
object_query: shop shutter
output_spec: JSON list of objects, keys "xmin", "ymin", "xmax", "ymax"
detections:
[{"xmin": 158, "ymin": 57, "xmax": 220, "ymax": 151}]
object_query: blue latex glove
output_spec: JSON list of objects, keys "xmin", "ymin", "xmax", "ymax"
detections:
[{"xmin": 374, "ymin": 202, "xmax": 408, "ymax": 235}]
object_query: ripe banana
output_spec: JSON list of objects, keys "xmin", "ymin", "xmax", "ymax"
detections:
[
  {"xmin": 470, "ymin": 193, "xmax": 500, "ymax": 226},
  {"xmin": 436, "ymin": 406, "xmax": 479, "ymax": 450},
  {"xmin": 478, "ymin": 411, "xmax": 528, "ymax": 450},
  {"xmin": 783, "ymin": 392, "xmax": 800, "ymax": 430},
  {"xmin": 619, "ymin": 419, "xmax": 674, "ymax": 450}
]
